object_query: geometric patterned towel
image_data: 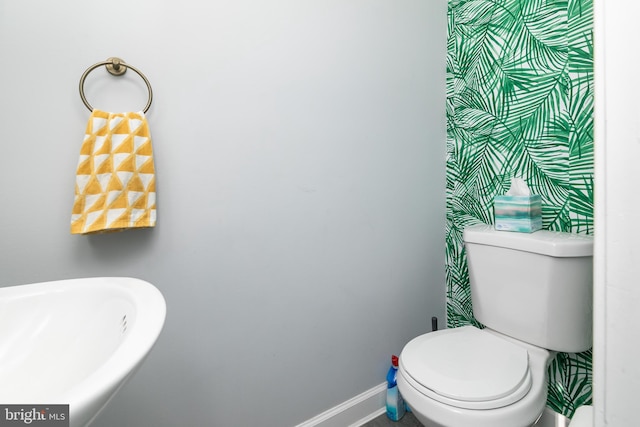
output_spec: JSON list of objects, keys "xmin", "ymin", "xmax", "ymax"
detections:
[{"xmin": 71, "ymin": 110, "xmax": 156, "ymax": 234}]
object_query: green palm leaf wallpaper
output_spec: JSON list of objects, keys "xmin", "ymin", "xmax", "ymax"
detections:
[{"xmin": 446, "ymin": 0, "xmax": 593, "ymax": 418}]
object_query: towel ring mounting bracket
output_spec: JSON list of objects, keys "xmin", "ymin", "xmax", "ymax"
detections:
[{"xmin": 105, "ymin": 57, "xmax": 127, "ymax": 76}]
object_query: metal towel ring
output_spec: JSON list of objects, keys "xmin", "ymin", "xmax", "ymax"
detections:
[{"xmin": 79, "ymin": 57, "xmax": 153, "ymax": 113}]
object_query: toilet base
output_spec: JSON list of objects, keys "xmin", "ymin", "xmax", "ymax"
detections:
[
  {"xmin": 401, "ymin": 386, "xmax": 570, "ymax": 427},
  {"xmin": 535, "ymin": 407, "xmax": 570, "ymax": 427}
]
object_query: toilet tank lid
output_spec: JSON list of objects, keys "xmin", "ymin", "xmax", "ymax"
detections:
[{"xmin": 463, "ymin": 224, "xmax": 593, "ymax": 257}]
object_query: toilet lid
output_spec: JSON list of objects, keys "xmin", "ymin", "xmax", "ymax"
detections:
[{"xmin": 400, "ymin": 326, "xmax": 532, "ymax": 410}]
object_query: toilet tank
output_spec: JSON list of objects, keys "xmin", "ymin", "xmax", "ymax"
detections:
[{"xmin": 463, "ymin": 224, "xmax": 594, "ymax": 353}]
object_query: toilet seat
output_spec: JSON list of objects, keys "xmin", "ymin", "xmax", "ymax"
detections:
[{"xmin": 399, "ymin": 326, "xmax": 532, "ymax": 410}]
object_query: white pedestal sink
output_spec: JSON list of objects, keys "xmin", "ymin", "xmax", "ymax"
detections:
[{"xmin": 0, "ymin": 277, "xmax": 166, "ymax": 427}]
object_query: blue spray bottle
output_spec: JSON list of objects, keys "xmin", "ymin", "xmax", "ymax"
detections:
[{"xmin": 386, "ymin": 355, "xmax": 406, "ymax": 421}]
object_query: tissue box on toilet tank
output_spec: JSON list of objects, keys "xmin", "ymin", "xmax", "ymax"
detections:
[{"xmin": 494, "ymin": 195, "xmax": 542, "ymax": 233}]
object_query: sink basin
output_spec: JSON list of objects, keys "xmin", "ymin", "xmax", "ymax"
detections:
[{"xmin": 0, "ymin": 277, "xmax": 166, "ymax": 427}]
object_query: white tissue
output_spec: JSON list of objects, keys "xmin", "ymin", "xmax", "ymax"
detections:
[{"xmin": 505, "ymin": 177, "xmax": 531, "ymax": 196}]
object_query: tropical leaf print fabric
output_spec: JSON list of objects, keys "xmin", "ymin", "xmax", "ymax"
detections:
[{"xmin": 446, "ymin": 0, "xmax": 593, "ymax": 418}]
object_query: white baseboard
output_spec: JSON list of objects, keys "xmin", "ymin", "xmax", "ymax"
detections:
[
  {"xmin": 294, "ymin": 383, "xmax": 387, "ymax": 427},
  {"xmin": 348, "ymin": 408, "xmax": 386, "ymax": 427}
]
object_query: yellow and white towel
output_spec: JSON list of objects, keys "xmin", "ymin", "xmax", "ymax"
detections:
[{"xmin": 71, "ymin": 110, "xmax": 156, "ymax": 234}]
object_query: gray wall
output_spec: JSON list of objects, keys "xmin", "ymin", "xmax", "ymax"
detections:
[{"xmin": 0, "ymin": 1, "xmax": 447, "ymax": 426}]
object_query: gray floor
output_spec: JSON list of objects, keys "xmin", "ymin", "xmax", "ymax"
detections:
[
  {"xmin": 362, "ymin": 411, "xmax": 424, "ymax": 427},
  {"xmin": 361, "ymin": 406, "xmax": 569, "ymax": 427}
]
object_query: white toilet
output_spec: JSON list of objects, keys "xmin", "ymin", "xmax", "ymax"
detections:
[{"xmin": 398, "ymin": 224, "xmax": 593, "ymax": 427}]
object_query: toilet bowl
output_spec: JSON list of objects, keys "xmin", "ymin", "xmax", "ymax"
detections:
[{"xmin": 398, "ymin": 326, "xmax": 552, "ymax": 427}]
